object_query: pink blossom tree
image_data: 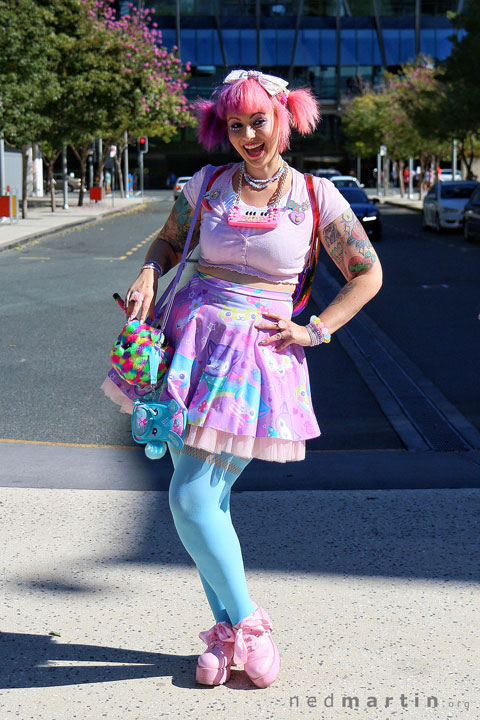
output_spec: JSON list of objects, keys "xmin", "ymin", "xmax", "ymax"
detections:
[{"xmin": 87, "ymin": 0, "xmax": 194, "ymax": 195}]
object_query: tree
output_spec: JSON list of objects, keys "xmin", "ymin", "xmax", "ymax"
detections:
[
  {"xmin": 0, "ymin": 0, "xmax": 194, "ymax": 211},
  {"xmin": 342, "ymin": 58, "xmax": 451, "ymax": 197},
  {"xmin": 0, "ymin": 1, "xmax": 59, "ymax": 217},
  {"xmin": 91, "ymin": 1, "xmax": 194, "ymax": 198},
  {"xmin": 437, "ymin": 4, "xmax": 480, "ymax": 177}
]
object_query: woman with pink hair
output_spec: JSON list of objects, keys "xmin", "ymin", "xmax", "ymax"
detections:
[{"xmin": 113, "ymin": 69, "xmax": 382, "ymax": 688}]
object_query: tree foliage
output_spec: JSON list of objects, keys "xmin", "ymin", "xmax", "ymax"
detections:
[{"xmin": 0, "ymin": 0, "xmax": 193, "ymax": 210}]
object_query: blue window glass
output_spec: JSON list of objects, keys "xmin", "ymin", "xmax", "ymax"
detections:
[
  {"xmin": 356, "ymin": 29, "xmax": 374, "ymax": 65},
  {"xmin": 182, "ymin": 30, "xmax": 197, "ymax": 62},
  {"xmin": 420, "ymin": 29, "xmax": 436, "ymax": 57},
  {"xmin": 222, "ymin": 30, "xmax": 241, "ymax": 66},
  {"xmin": 162, "ymin": 29, "xmax": 176, "ymax": 52},
  {"xmin": 318, "ymin": 29, "xmax": 336, "ymax": 64},
  {"xmin": 400, "ymin": 29, "xmax": 415, "ymax": 62},
  {"xmin": 239, "ymin": 29, "xmax": 257, "ymax": 64},
  {"xmin": 260, "ymin": 29, "xmax": 276, "ymax": 64},
  {"xmin": 303, "ymin": 29, "xmax": 322, "ymax": 65},
  {"xmin": 197, "ymin": 30, "xmax": 214, "ymax": 64},
  {"xmin": 341, "ymin": 29, "xmax": 356, "ymax": 64},
  {"xmin": 383, "ymin": 29, "xmax": 400, "ymax": 65},
  {"xmin": 277, "ymin": 30, "xmax": 294, "ymax": 64}
]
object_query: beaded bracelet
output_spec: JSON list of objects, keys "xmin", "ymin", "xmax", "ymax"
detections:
[
  {"xmin": 306, "ymin": 315, "xmax": 331, "ymax": 346},
  {"xmin": 141, "ymin": 260, "xmax": 162, "ymax": 275}
]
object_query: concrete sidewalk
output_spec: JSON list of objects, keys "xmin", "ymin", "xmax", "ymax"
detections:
[
  {"xmin": 365, "ymin": 188, "xmax": 423, "ymax": 213},
  {"xmin": 0, "ymin": 191, "xmax": 172, "ymax": 253},
  {"xmin": 381, "ymin": 194, "xmax": 423, "ymax": 212},
  {"xmin": 0, "ymin": 482, "xmax": 477, "ymax": 720}
]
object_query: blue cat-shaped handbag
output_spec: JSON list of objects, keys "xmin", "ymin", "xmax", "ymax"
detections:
[{"xmin": 131, "ymin": 398, "xmax": 187, "ymax": 460}]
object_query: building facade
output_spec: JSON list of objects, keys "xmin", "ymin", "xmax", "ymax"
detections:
[{"xmin": 120, "ymin": 0, "xmax": 464, "ymax": 182}]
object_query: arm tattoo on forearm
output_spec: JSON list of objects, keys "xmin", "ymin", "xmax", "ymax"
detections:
[
  {"xmin": 156, "ymin": 192, "xmax": 201, "ymax": 254},
  {"xmin": 324, "ymin": 209, "xmax": 377, "ymax": 277},
  {"xmin": 329, "ymin": 280, "xmax": 355, "ymax": 306}
]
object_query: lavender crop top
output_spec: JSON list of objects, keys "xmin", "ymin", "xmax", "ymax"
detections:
[{"xmin": 183, "ymin": 163, "xmax": 350, "ymax": 284}]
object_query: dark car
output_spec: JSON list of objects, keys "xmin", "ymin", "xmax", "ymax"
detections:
[
  {"xmin": 336, "ymin": 187, "xmax": 382, "ymax": 242},
  {"xmin": 311, "ymin": 168, "xmax": 341, "ymax": 179},
  {"xmin": 463, "ymin": 184, "xmax": 480, "ymax": 242}
]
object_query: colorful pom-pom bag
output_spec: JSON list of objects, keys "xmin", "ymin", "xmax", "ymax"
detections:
[{"xmin": 108, "ymin": 167, "xmax": 214, "ymax": 459}]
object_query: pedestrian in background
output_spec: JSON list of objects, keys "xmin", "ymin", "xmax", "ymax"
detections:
[{"xmin": 104, "ymin": 69, "xmax": 382, "ymax": 689}]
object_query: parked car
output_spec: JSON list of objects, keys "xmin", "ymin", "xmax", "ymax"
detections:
[
  {"xmin": 310, "ymin": 168, "xmax": 341, "ymax": 179},
  {"xmin": 439, "ymin": 168, "xmax": 462, "ymax": 182},
  {"xmin": 330, "ymin": 175, "xmax": 364, "ymax": 188},
  {"xmin": 463, "ymin": 184, "xmax": 480, "ymax": 241},
  {"xmin": 52, "ymin": 172, "xmax": 83, "ymax": 191},
  {"xmin": 173, "ymin": 176, "xmax": 192, "ymax": 200},
  {"xmin": 422, "ymin": 181, "xmax": 479, "ymax": 232},
  {"xmin": 336, "ymin": 186, "xmax": 382, "ymax": 242}
]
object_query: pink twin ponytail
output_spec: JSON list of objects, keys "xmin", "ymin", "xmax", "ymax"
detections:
[
  {"xmin": 196, "ymin": 99, "xmax": 228, "ymax": 152},
  {"xmin": 286, "ymin": 88, "xmax": 320, "ymax": 135}
]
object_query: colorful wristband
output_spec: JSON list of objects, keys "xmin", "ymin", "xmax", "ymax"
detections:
[
  {"xmin": 306, "ymin": 315, "xmax": 331, "ymax": 346},
  {"xmin": 141, "ymin": 261, "xmax": 162, "ymax": 275}
]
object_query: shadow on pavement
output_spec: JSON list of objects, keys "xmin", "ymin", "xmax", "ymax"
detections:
[{"xmin": 0, "ymin": 632, "xmax": 258, "ymax": 690}]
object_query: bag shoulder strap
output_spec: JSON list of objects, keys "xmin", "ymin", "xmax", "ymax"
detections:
[
  {"xmin": 202, "ymin": 163, "xmax": 234, "ymax": 209},
  {"xmin": 292, "ymin": 173, "xmax": 321, "ymax": 317},
  {"xmin": 152, "ymin": 166, "xmax": 215, "ymax": 329}
]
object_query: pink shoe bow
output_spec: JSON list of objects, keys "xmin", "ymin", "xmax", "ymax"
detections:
[
  {"xmin": 233, "ymin": 614, "xmax": 274, "ymax": 666},
  {"xmin": 199, "ymin": 621, "xmax": 235, "ymax": 648}
]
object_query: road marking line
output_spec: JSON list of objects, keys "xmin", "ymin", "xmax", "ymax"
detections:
[
  {"xmin": 18, "ymin": 256, "xmax": 50, "ymax": 260},
  {"xmin": 0, "ymin": 438, "xmax": 136, "ymax": 450},
  {"xmin": 93, "ymin": 228, "xmax": 161, "ymax": 261}
]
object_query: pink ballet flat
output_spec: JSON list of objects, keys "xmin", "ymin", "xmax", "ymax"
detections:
[
  {"xmin": 196, "ymin": 620, "xmax": 236, "ymax": 686},
  {"xmin": 232, "ymin": 602, "xmax": 280, "ymax": 688}
]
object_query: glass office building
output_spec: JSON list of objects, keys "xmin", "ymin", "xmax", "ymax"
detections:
[{"xmin": 119, "ymin": 0, "xmax": 464, "ymax": 180}]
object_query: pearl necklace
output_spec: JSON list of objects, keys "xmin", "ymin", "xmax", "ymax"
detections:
[{"xmin": 242, "ymin": 159, "xmax": 285, "ymax": 190}]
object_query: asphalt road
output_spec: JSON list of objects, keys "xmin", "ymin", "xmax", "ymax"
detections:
[{"xmin": 0, "ymin": 199, "xmax": 478, "ymax": 458}]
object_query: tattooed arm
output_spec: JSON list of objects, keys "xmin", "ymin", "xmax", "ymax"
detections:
[
  {"xmin": 124, "ymin": 190, "xmax": 201, "ymax": 323},
  {"xmin": 316, "ymin": 208, "xmax": 383, "ymax": 333}
]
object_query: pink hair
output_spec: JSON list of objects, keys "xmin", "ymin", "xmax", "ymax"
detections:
[{"xmin": 194, "ymin": 75, "xmax": 320, "ymax": 153}]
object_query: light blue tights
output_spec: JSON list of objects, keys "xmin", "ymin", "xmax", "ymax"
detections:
[{"xmin": 168, "ymin": 445, "xmax": 256, "ymax": 626}]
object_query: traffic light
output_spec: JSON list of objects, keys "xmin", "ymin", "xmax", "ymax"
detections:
[{"xmin": 138, "ymin": 136, "xmax": 148, "ymax": 153}]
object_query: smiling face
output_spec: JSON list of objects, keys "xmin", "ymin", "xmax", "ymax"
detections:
[{"xmin": 226, "ymin": 107, "xmax": 281, "ymax": 176}]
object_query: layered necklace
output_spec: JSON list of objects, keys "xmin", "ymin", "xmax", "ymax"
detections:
[{"xmin": 227, "ymin": 159, "xmax": 289, "ymax": 229}]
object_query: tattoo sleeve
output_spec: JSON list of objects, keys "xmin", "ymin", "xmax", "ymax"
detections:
[
  {"xmin": 156, "ymin": 191, "xmax": 201, "ymax": 255},
  {"xmin": 322, "ymin": 208, "xmax": 377, "ymax": 280}
]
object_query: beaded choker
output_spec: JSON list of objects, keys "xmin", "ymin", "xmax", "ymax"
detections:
[
  {"xmin": 227, "ymin": 161, "xmax": 288, "ymax": 229},
  {"xmin": 242, "ymin": 160, "xmax": 285, "ymax": 190}
]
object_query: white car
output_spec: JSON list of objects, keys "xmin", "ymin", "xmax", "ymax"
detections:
[
  {"xmin": 173, "ymin": 176, "xmax": 192, "ymax": 200},
  {"xmin": 422, "ymin": 181, "xmax": 479, "ymax": 231},
  {"xmin": 330, "ymin": 175, "xmax": 364, "ymax": 188},
  {"xmin": 439, "ymin": 168, "xmax": 462, "ymax": 182}
]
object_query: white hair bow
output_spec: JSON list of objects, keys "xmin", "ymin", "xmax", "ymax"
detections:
[{"xmin": 223, "ymin": 69, "xmax": 289, "ymax": 98}]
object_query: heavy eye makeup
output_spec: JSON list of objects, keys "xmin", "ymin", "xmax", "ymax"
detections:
[{"xmin": 228, "ymin": 117, "xmax": 268, "ymax": 132}]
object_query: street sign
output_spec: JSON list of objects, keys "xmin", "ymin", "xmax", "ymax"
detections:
[
  {"xmin": 379, "ymin": 145, "xmax": 387, "ymax": 157},
  {"xmin": 109, "ymin": 145, "xmax": 117, "ymax": 158}
]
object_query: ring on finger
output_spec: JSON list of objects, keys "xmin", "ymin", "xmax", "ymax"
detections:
[{"xmin": 131, "ymin": 290, "xmax": 143, "ymax": 301}]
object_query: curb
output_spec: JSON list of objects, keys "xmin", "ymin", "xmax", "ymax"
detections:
[
  {"xmin": 0, "ymin": 201, "xmax": 148, "ymax": 253},
  {"xmin": 382, "ymin": 199, "xmax": 422, "ymax": 212}
]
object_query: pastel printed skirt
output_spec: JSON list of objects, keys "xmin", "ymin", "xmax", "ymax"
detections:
[{"xmin": 102, "ymin": 272, "xmax": 320, "ymax": 462}]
